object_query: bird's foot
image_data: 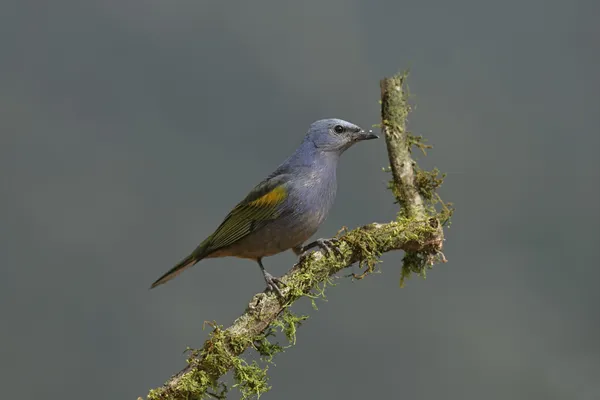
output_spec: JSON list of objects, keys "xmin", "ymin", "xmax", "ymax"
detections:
[
  {"xmin": 298, "ymin": 238, "xmax": 342, "ymax": 262},
  {"xmin": 263, "ymin": 271, "xmax": 285, "ymax": 298}
]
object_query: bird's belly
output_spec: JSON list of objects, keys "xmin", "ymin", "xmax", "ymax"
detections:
[{"xmin": 211, "ymin": 212, "xmax": 322, "ymax": 259}]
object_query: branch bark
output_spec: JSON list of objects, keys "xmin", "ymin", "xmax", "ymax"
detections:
[
  {"xmin": 143, "ymin": 72, "xmax": 447, "ymax": 400},
  {"xmin": 380, "ymin": 73, "xmax": 426, "ymax": 219}
]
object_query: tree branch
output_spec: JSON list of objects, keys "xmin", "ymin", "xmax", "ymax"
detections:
[
  {"xmin": 380, "ymin": 73, "xmax": 426, "ymax": 219},
  {"xmin": 143, "ymin": 71, "xmax": 449, "ymax": 400}
]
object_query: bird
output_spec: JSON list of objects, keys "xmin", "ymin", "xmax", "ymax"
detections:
[{"xmin": 150, "ymin": 118, "xmax": 378, "ymax": 297}]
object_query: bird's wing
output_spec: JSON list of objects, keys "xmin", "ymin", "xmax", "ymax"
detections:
[
  {"xmin": 204, "ymin": 174, "xmax": 291, "ymax": 253},
  {"xmin": 150, "ymin": 174, "xmax": 292, "ymax": 289}
]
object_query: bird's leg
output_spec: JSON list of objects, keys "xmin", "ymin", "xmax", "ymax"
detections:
[
  {"xmin": 294, "ymin": 238, "xmax": 343, "ymax": 261},
  {"xmin": 257, "ymin": 258, "xmax": 285, "ymax": 298}
]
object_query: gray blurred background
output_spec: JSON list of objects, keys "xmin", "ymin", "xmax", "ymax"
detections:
[{"xmin": 1, "ymin": 1, "xmax": 599, "ymax": 399}]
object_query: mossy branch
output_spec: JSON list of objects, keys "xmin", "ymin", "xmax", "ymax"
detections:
[
  {"xmin": 380, "ymin": 72, "xmax": 451, "ymax": 286},
  {"xmin": 144, "ymin": 219, "xmax": 444, "ymax": 400},
  {"xmin": 380, "ymin": 71, "xmax": 426, "ymax": 220},
  {"xmin": 142, "ymin": 71, "xmax": 451, "ymax": 400}
]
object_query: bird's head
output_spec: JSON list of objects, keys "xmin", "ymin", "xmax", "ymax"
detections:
[{"xmin": 306, "ymin": 118, "xmax": 378, "ymax": 154}]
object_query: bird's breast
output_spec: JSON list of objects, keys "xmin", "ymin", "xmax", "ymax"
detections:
[{"xmin": 286, "ymin": 170, "xmax": 337, "ymax": 233}]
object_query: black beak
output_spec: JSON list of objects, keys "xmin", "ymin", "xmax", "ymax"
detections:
[{"xmin": 357, "ymin": 130, "xmax": 379, "ymax": 141}]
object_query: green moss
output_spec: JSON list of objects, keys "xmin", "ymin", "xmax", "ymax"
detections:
[
  {"xmin": 227, "ymin": 332, "xmax": 253, "ymax": 355},
  {"xmin": 232, "ymin": 360, "xmax": 270, "ymax": 399},
  {"xmin": 162, "ymin": 309, "xmax": 313, "ymax": 399},
  {"xmin": 253, "ymin": 329, "xmax": 284, "ymax": 362},
  {"xmin": 285, "ymin": 247, "xmax": 346, "ymax": 302},
  {"xmin": 147, "ymin": 324, "xmax": 267, "ymax": 400},
  {"xmin": 273, "ymin": 310, "xmax": 309, "ymax": 346},
  {"xmin": 414, "ymin": 167, "xmax": 445, "ymax": 201},
  {"xmin": 400, "ymin": 251, "xmax": 428, "ymax": 287},
  {"xmin": 380, "ymin": 70, "xmax": 411, "ymax": 135},
  {"xmin": 342, "ymin": 226, "xmax": 384, "ymax": 279},
  {"xmin": 407, "ymin": 133, "xmax": 433, "ymax": 155},
  {"xmin": 174, "ymin": 368, "xmax": 225, "ymax": 400}
]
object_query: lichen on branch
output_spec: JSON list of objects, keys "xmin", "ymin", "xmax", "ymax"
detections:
[{"xmin": 380, "ymin": 71, "xmax": 426, "ymax": 220}]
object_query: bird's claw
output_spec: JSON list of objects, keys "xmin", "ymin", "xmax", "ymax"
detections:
[
  {"xmin": 263, "ymin": 272, "xmax": 285, "ymax": 298},
  {"xmin": 300, "ymin": 238, "xmax": 342, "ymax": 261}
]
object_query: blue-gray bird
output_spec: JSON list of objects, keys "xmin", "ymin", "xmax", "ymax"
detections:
[{"xmin": 151, "ymin": 118, "xmax": 378, "ymax": 296}]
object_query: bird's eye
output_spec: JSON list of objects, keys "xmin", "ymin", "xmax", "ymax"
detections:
[{"xmin": 334, "ymin": 125, "xmax": 344, "ymax": 134}]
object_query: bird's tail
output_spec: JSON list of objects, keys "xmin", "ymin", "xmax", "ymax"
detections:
[{"xmin": 150, "ymin": 242, "xmax": 210, "ymax": 289}]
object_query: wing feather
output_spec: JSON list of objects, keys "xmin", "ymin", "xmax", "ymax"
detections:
[{"xmin": 205, "ymin": 175, "xmax": 290, "ymax": 253}]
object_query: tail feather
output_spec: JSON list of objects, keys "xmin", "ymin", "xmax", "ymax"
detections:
[{"xmin": 150, "ymin": 252, "xmax": 202, "ymax": 289}]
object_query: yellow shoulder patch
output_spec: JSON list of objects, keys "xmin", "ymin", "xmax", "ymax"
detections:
[{"xmin": 249, "ymin": 186, "xmax": 287, "ymax": 207}]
